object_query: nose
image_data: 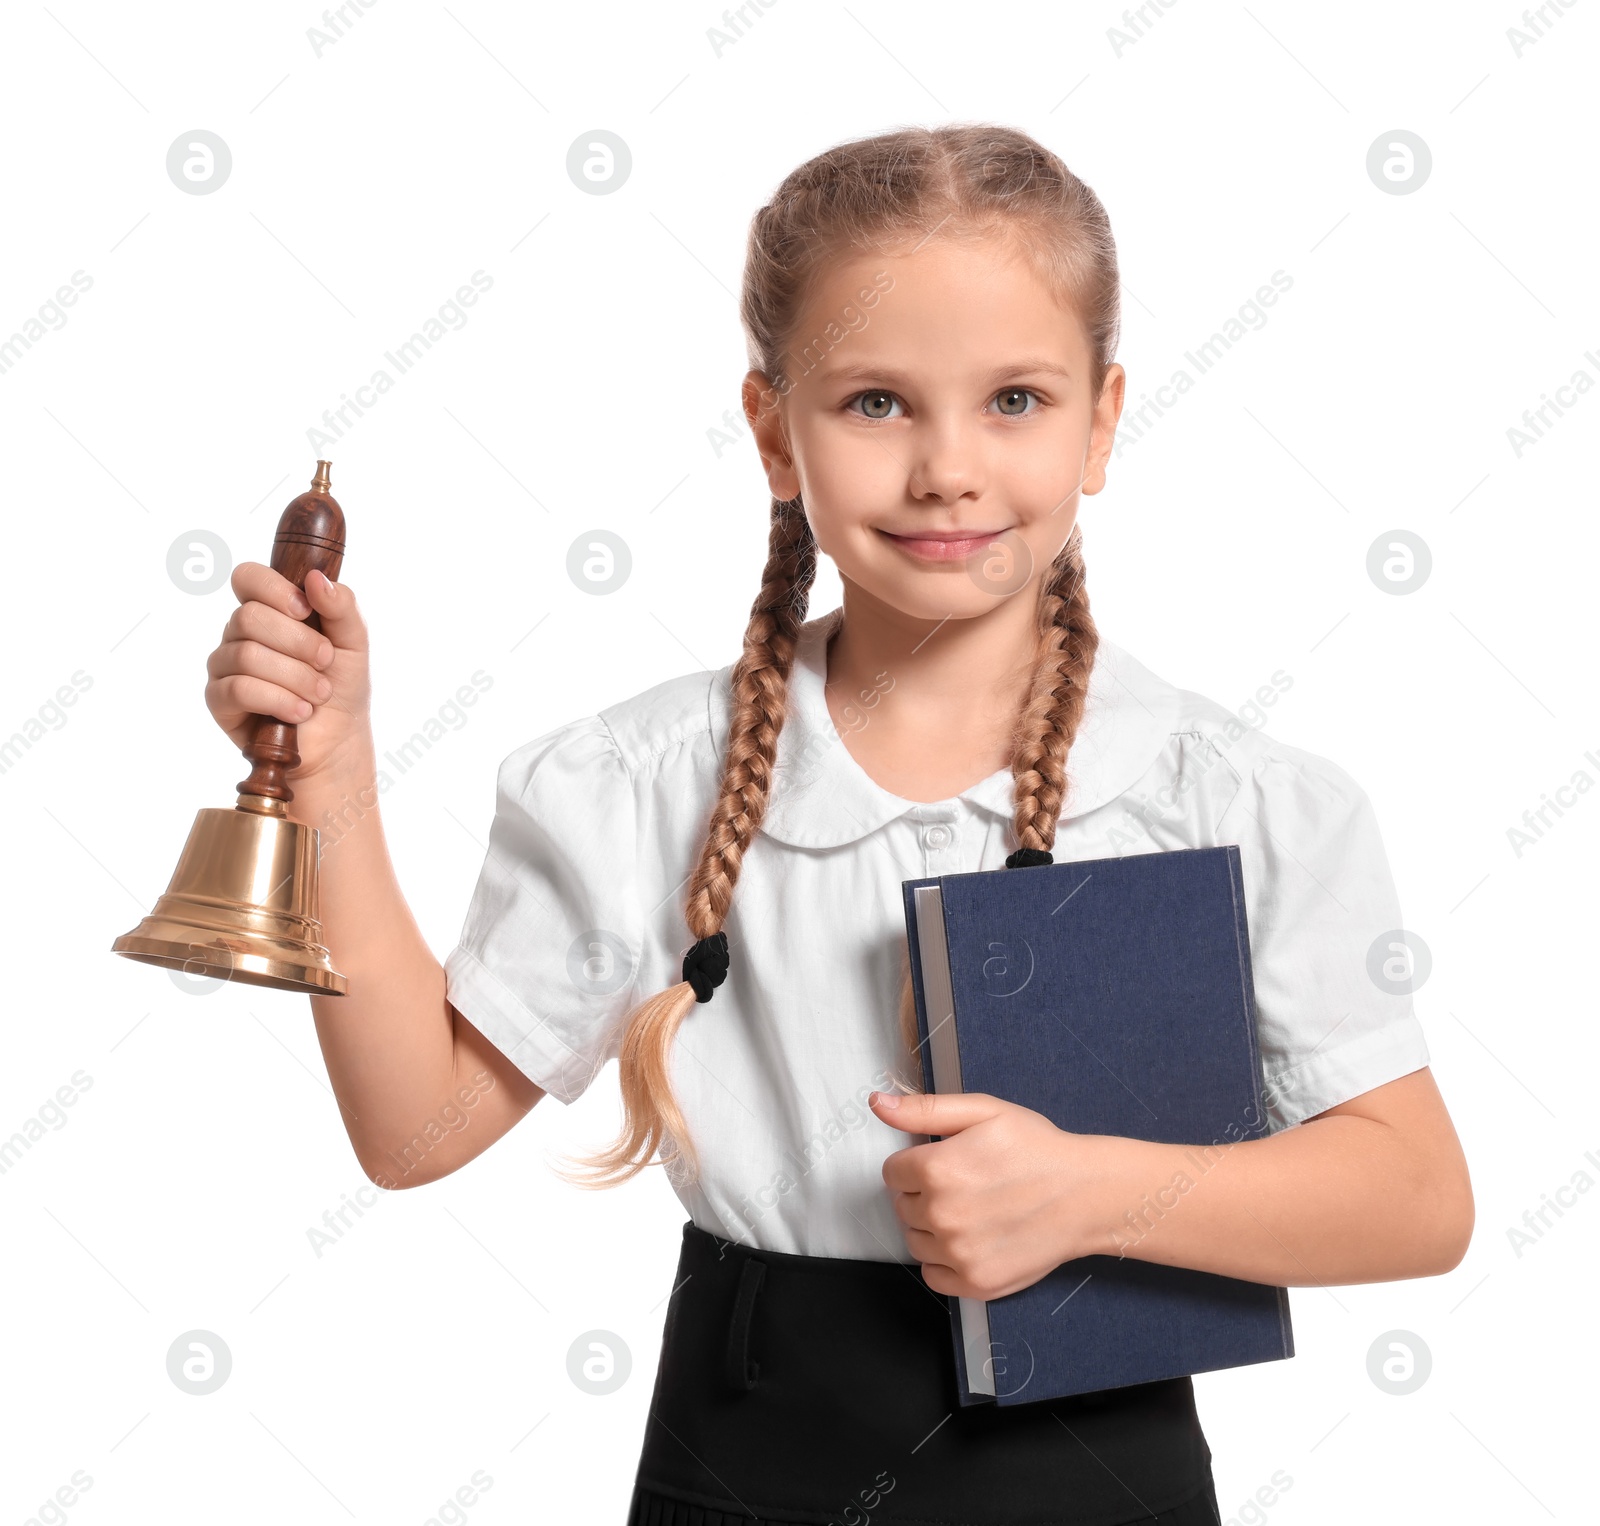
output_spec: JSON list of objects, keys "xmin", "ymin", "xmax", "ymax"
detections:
[{"xmin": 904, "ymin": 412, "xmax": 984, "ymax": 507}]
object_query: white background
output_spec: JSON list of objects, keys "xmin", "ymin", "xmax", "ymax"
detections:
[{"xmin": 2, "ymin": 2, "xmax": 1595, "ymax": 1522}]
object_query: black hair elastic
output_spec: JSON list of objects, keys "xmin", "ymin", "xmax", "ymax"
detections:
[
  {"xmin": 682, "ymin": 931, "xmax": 730, "ymax": 1003},
  {"xmin": 1005, "ymin": 848, "xmax": 1054, "ymax": 869}
]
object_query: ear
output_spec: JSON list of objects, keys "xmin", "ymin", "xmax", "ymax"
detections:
[
  {"xmin": 743, "ymin": 369, "xmax": 800, "ymax": 502},
  {"xmin": 1081, "ymin": 361, "xmax": 1126, "ymax": 498}
]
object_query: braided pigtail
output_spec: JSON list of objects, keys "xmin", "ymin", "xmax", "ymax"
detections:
[
  {"xmin": 894, "ymin": 526, "xmax": 1101, "ymax": 1084},
  {"xmin": 553, "ymin": 497, "xmax": 818, "ymax": 1190},
  {"xmin": 1006, "ymin": 524, "xmax": 1100, "ymax": 858}
]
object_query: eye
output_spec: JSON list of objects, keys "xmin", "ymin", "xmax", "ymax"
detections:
[
  {"xmin": 848, "ymin": 390, "xmax": 902, "ymax": 420},
  {"xmin": 992, "ymin": 387, "xmax": 1040, "ymax": 417}
]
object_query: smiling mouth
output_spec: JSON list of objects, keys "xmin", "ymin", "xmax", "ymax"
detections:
[{"xmin": 876, "ymin": 527, "xmax": 1010, "ymax": 562}]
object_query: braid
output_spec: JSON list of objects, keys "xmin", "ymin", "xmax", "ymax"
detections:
[
  {"xmin": 1009, "ymin": 526, "xmax": 1100, "ymax": 853},
  {"xmin": 685, "ymin": 497, "xmax": 817, "ymax": 936},
  {"xmin": 554, "ymin": 498, "xmax": 817, "ymax": 1190}
]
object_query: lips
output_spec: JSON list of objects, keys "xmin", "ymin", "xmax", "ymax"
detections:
[{"xmin": 877, "ymin": 527, "xmax": 1009, "ymax": 563}]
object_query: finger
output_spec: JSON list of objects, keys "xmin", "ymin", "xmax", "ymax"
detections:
[
  {"xmin": 223, "ymin": 597, "xmax": 334, "ymax": 672},
  {"xmin": 208, "ymin": 638, "xmax": 332, "ymax": 709},
  {"xmin": 301, "ymin": 567, "xmax": 368, "ymax": 653},
  {"xmin": 881, "ymin": 1142, "xmax": 938, "ymax": 1193},
  {"xmin": 900, "ymin": 1223, "xmax": 943, "ymax": 1261},
  {"xmin": 207, "ymin": 672, "xmax": 316, "ymax": 727},
  {"xmin": 870, "ymin": 1089, "xmax": 1004, "ymax": 1137},
  {"xmin": 231, "ymin": 559, "xmax": 312, "ymax": 621},
  {"xmin": 889, "ymin": 1188, "xmax": 935, "ymax": 1233},
  {"xmin": 917, "ymin": 1260, "xmax": 973, "ymax": 1299}
]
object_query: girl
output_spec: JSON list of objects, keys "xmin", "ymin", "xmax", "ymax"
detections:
[{"xmin": 206, "ymin": 125, "xmax": 1473, "ymax": 1525}]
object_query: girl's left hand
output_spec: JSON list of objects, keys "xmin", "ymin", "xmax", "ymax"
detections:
[{"xmin": 869, "ymin": 1089, "xmax": 1123, "ymax": 1300}]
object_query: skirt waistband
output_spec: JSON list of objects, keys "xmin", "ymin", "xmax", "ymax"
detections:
[{"xmin": 631, "ymin": 1220, "xmax": 1213, "ymax": 1526}]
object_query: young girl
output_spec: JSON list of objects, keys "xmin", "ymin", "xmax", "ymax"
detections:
[{"xmin": 206, "ymin": 125, "xmax": 1473, "ymax": 1525}]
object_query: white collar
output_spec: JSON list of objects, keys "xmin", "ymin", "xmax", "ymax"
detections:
[{"xmin": 707, "ymin": 605, "xmax": 1181, "ymax": 851}]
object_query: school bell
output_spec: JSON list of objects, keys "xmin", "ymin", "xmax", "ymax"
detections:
[{"xmin": 110, "ymin": 461, "xmax": 350, "ymax": 995}]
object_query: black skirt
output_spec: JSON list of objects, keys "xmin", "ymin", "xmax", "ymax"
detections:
[{"xmin": 628, "ymin": 1220, "xmax": 1217, "ymax": 1526}]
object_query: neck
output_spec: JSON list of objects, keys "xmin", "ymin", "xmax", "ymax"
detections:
[{"xmin": 824, "ymin": 575, "xmax": 1042, "ymax": 772}]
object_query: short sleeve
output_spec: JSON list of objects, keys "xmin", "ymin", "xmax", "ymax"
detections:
[
  {"xmin": 1216, "ymin": 742, "xmax": 1432, "ymax": 1131},
  {"xmin": 444, "ymin": 715, "xmax": 644, "ymax": 1105}
]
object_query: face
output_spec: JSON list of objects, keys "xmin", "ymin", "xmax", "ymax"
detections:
[{"xmin": 743, "ymin": 232, "xmax": 1124, "ymax": 624}]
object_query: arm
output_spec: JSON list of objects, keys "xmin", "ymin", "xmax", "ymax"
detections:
[
  {"xmin": 1078, "ymin": 1066, "xmax": 1474, "ymax": 1285},
  {"xmin": 207, "ymin": 562, "xmax": 543, "ymax": 1189},
  {"xmin": 871, "ymin": 1066, "xmax": 1473, "ymax": 1298},
  {"xmin": 301, "ymin": 730, "xmax": 545, "ymax": 1189}
]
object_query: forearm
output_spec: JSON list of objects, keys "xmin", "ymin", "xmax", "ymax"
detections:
[
  {"xmin": 1078, "ymin": 1116, "xmax": 1468, "ymax": 1287},
  {"xmin": 294, "ymin": 741, "xmax": 458, "ymax": 1181}
]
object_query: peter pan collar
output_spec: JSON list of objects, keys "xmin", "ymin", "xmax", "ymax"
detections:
[{"xmin": 714, "ymin": 605, "xmax": 1180, "ymax": 852}]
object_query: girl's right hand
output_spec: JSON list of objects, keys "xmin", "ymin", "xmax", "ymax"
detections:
[{"xmin": 205, "ymin": 562, "xmax": 373, "ymax": 789}]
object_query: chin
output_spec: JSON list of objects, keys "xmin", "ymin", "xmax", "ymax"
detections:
[{"xmin": 848, "ymin": 567, "xmax": 1001, "ymax": 623}]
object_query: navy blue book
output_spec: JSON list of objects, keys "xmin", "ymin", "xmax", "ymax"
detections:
[{"xmin": 902, "ymin": 844, "xmax": 1294, "ymax": 1407}]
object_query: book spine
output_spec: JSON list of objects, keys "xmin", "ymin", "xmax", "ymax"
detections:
[
  {"xmin": 1277, "ymin": 1286, "xmax": 1295, "ymax": 1356},
  {"xmin": 904, "ymin": 883, "xmax": 932, "ymax": 1088},
  {"xmin": 1225, "ymin": 845, "xmax": 1271, "ymax": 1141},
  {"xmin": 901, "ymin": 880, "xmax": 987, "ymax": 1406}
]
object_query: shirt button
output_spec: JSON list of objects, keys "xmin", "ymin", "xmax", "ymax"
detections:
[{"xmin": 924, "ymin": 823, "xmax": 952, "ymax": 850}]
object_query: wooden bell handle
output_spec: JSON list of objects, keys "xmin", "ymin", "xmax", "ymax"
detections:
[{"xmin": 236, "ymin": 461, "xmax": 347, "ymax": 804}]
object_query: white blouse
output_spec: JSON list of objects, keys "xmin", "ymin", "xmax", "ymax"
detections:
[{"xmin": 444, "ymin": 605, "xmax": 1431, "ymax": 1261}]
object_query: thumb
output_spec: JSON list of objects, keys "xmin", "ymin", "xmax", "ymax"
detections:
[
  {"xmin": 303, "ymin": 567, "xmax": 367, "ymax": 652},
  {"xmin": 869, "ymin": 1088, "xmax": 1002, "ymax": 1136}
]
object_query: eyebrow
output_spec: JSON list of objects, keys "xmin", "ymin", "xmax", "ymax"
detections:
[{"xmin": 807, "ymin": 358, "xmax": 1075, "ymax": 387}]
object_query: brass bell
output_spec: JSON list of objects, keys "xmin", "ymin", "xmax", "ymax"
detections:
[{"xmin": 111, "ymin": 461, "xmax": 350, "ymax": 995}]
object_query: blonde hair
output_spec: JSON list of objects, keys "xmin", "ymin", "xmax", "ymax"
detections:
[{"xmin": 555, "ymin": 123, "xmax": 1114, "ymax": 1189}]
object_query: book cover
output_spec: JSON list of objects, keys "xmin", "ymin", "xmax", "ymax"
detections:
[{"xmin": 901, "ymin": 844, "xmax": 1294, "ymax": 1407}]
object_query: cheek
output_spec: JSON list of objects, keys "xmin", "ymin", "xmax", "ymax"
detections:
[
  {"xmin": 1016, "ymin": 507, "xmax": 1082, "ymax": 579},
  {"xmin": 797, "ymin": 420, "xmax": 901, "ymax": 509},
  {"xmin": 1010, "ymin": 418, "xmax": 1089, "ymax": 501},
  {"xmin": 790, "ymin": 426, "xmax": 901, "ymax": 555},
  {"xmin": 796, "ymin": 494, "xmax": 855, "ymax": 573},
  {"xmin": 1007, "ymin": 441, "xmax": 1088, "ymax": 560}
]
